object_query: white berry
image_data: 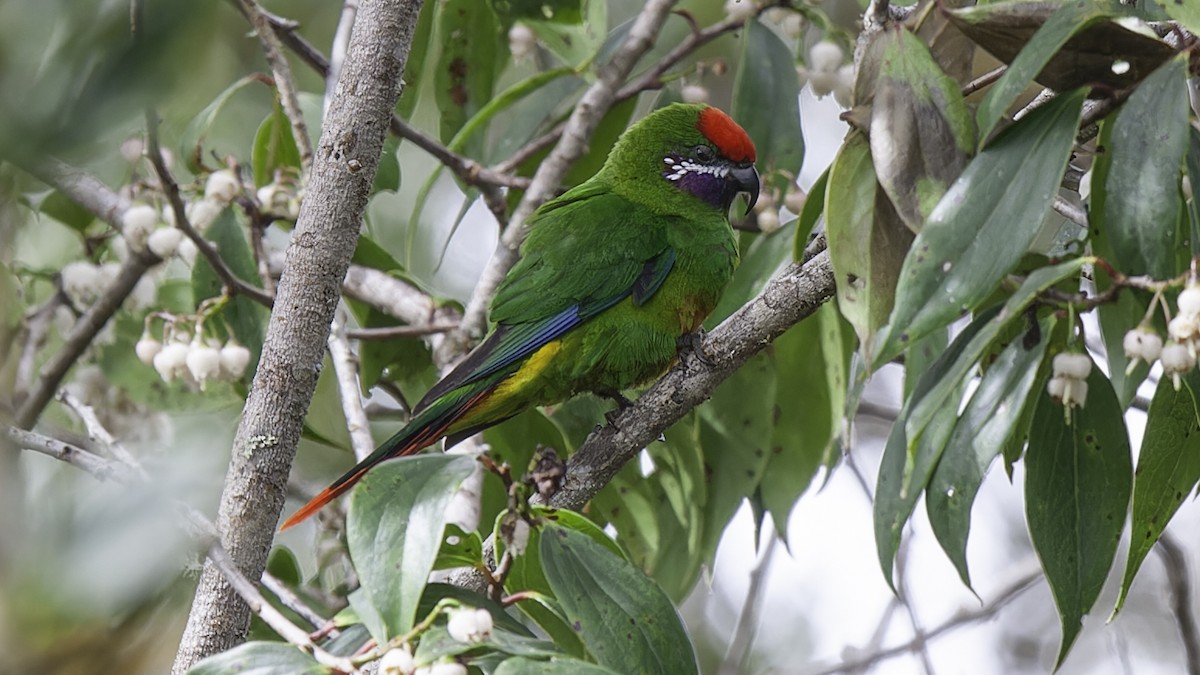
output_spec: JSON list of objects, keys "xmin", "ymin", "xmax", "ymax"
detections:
[
  {"xmin": 809, "ymin": 69, "xmax": 839, "ymax": 97},
  {"xmin": 1179, "ymin": 285, "xmax": 1200, "ymax": 317},
  {"xmin": 122, "ymin": 204, "xmax": 159, "ymax": 252},
  {"xmin": 446, "ymin": 607, "xmax": 493, "ymax": 643},
  {"xmin": 809, "ymin": 40, "xmax": 844, "ymax": 72},
  {"xmin": 154, "ymin": 342, "xmax": 190, "ymax": 382},
  {"xmin": 724, "ymin": 0, "xmax": 758, "ymax": 21},
  {"xmin": 508, "ymin": 519, "xmax": 531, "ymax": 557},
  {"xmin": 1052, "ymin": 352, "xmax": 1092, "ymax": 380},
  {"xmin": 119, "ymin": 137, "xmax": 144, "ymax": 163},
  {"xmin": 135, "ymin": 336, "xmax": 163, "ymax": 365},
  {"xmin": 187, "ymin": 198, "xmax": 223, "ymax": 232},
  {"xmin": 1063, "ymin": 378, "xmax": 1088, "ymax": 408},
  {"xmin": 61, "ymin": 261, "xmax": 100, "ymax": 306},
  {"xmin": 782, "ymin": 13, "xmax": 804, "ymax": 38},
  {"xmin": 204, "ymin": 169, "xmax": 241, "ymax": 204},
  {"xmin": 508, "ymin": 24, "xmax": 535, "ymax": 59},
  {"xmin": 178, "ymin": 237, "xmax": 199, "ymax": 266},
  {"xmin": 1169, "ymin": 314, "xmax": 1199, "ymax": 343},
  {"xmin": 681, "ymin": 84, "xmax": 710, "ymax": 104},
  {"xmin": 833, "ymin": 64, "xmax": 856, "ymax": 107},
  {"xmin": 784, "ymin": 188, "xmax": 806, "ymax": 213},
  {"xmin": 378, "ymin": 647, "xmax": 416, "ymax": 675},
  {"xmin": 1047, "ymin": 375, "xmax": 1067, "ymax": 401},
  {"xmin": 220, "ymin": 341, "xmax": 252, "ymax": 378},
  {"xmin": 129, "ymin": 276, "xmax": 157, "ymax": 311},
  {"xmin": 147, "ymin": 227, "xmax": 184, "ymax": 258},
  {"xmin": 1162, "ymin": 340, "xmax": 1197, "ymax": 390},
  {"xmin": 757, "ymin": 208, "xmax": 782, "ymax": 234},
  {"xmin": 186, "ymin": 340, "xmax": 222, "ymax": 385},
  {"xmin": 1123, "ymin": 326, "xmax": 1163, "ymax": 364},
  {"xmin": 423, "ymin": 663, "xmax": 467, "ymax": 675}
]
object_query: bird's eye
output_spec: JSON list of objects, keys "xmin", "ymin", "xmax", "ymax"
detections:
[{"xmin": 692, "ymin": 145, "xmax": 716, "ymax": 163}]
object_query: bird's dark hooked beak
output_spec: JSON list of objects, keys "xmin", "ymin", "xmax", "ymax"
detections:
[{"xmin": 730, "ymin": 164, "xmax": 760, "ymax": 216}]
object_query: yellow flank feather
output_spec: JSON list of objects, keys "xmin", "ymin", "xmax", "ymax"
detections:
[
  {"xmin": 497, "ymin": 339, "xmax": 562, "ymax": 394},
  {"xmin": 458, "ymin": 339, "xmax": 565, "ymax": 425}
]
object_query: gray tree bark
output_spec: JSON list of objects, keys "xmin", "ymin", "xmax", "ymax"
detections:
[{"xmin": 171, "ymin": 1, "xmax": 425, "ymax": 670}]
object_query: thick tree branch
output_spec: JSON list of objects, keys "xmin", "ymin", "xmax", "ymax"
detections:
[
  {"xmin": 173, "ymin": 0, "xmax": 425, "ymax": 669},
  {"xmin": 457, "ymin": 0, "xmax": 680, "ymax": 338}
]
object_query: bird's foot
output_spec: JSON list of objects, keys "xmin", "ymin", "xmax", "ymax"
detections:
[
  {"xmin": 597, "ymin": 389, "xmax": 634, "ymax": 425},
  {"xmin": 677, "ymin": 329, "xmax": 714, "ymax": 367}
]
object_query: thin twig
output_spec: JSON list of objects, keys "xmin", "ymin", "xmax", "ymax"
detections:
[
  {"xmin": 459, "ymin": 0, "xmax": 681, "ymax": 338},
  {"xmin": 328, "ymin": 311, "xmax": 375, "ymax": 462},
  {"xmin": 720, "ymin": 534, "xmax": 779, "ymax": 674},
  {"xmin": 57, "ymin": 389, "xmax": 148, "ymax": 479},
  {"xmin": 961, "ymin": 66, "xmax": 1005, "ymax": 98},
  {"xmin": 15, "ymin": 252, "xmax": 157, "ymax": 429},
  {"xmin": 324, "ymin": 0, "xmax": 358, "ymax": 117},
  {"xmin": 144, "ymin": 110, "xmax": 275, "ymax": 307},
  {"xmin": 803, "ymin": 569, "xmax": 1044, "ymax": 675},
  {"xmin": 1158, "ymin": 532, "xmax": 1200, "ymax": 675},
  {"xmin": 22, "ymin": 157, "xmax": 131, "ymax": 230},
  {"xmin": 261, "ymin": 571, "xmax": 340, "ymax": 636},
  {"xmin": 14, "ymin": 292, "xmax": 65, "ymax": 398},
  {"xmin": 346, "ymin": 322, "xmax": 459, "ymax": 341},
  {"xmin": 8, "ymin": 424, "xmax": 355, "ymax": 671},
  {"xmin": 237, "ymin": 0, "xmax": 314, "ymax": 173},
  {"xmin": 1052, "ymin": 195, "xmax": 1088, "ymax": 228}
]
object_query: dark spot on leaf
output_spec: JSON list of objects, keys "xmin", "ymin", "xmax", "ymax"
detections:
[
  {"xmin": 746, "ymin": 470, "xmax": 755, "ymax": 478},
  {"xmin": 573, "ymin": 621, "xmax": 582, "ymax": 632},
  {"xmin": 448, "ymin": 58, "xmax": 469, "ymax": 106},
  {"xmin": 754, "ymin": 448, "xmax": 764, "ymax": 458},
  {"xmin": 772, "ymin": 446, "xmax": 783, "ymax": 455},
  {"xmin": 1177, "ymin": 491, "xmax": 1184, "ymax": 501},
  {"xmin": 772, "ymin": 405, "xmax": 781, "ymax": 424},
  {"xmin": 610, "ymin": 507, "xmax": 621, "ymax": 517}
]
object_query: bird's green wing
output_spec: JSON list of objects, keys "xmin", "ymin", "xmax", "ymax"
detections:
[{"xmin": 414, "ymin": 185, "xmax": 678, "ymax": 411}]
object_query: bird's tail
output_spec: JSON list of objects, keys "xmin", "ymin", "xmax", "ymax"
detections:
[{"xmin": 279, "ymin": 388, "xmax": 490, "ymax": 531}]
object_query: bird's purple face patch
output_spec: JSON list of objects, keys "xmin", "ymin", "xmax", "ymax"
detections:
[{"xmin": 662, "ymin": 153, "xmax": 729, "ymax": 209}]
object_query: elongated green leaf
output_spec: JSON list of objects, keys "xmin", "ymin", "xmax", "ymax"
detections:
[
  {"xmin": 875, "ymin": 89, "xmax": 1084, "ymax": 367},
  {"xmin": 868, "ymin": 27, "xmax": 972, "ymax": 231},
  {"xmin": 433, "ymin": 524, "xmax": 484, "ymax": 570},
  {"xmin": 1026, "ymin": 366, "xmax": 1132, "ymax": 669},
  {"xmin": 759, "ymin": 303, "xmax": 849, "ymax": 539},
  {"xmin": 494, "ymin": 657, "xmax": 621, "ymax": 675},
  {"xmin": 962, "ymin": 2, "xmax": 1109, "ymax": 145},
  {"xmin": 39, "ymin": 190, "xmax": 95, "ymax": 232},
  {"xmin": 191, "ymin": 209, "xmax": 267, "ymax": 371},
  {"xmin": 251, "ymin": 102, "xmax": 301, "ymax": 188},
  {"xmin": 347, "ymin": 455, "xmax": 477, "ymax": 641},
  {"xmin": 1187, "ymin": 126, "xmax": 1200, "ymax": 258},
  {"xmin": 793, "ymin": 168, "xmax": 828, "ymax": 260},
  {"xmin": 540, "ymin": 524, "xmax": 698, "ymax": 675},
  {"xmin": 1115, "ymin": 376, "xmax": 1200, "ymax": 613},
  {"xmin": 414, "ymin": 626, "xmax": 563, "ymax": 664},
  {"xmin": 526, "ymin": 0, "xmax": 606, "ymax": 68},
  {"xmin": 1102, "ymin": 55, "xmax": 1189, "ymax": 280},
  {"xmin": 826, "ymin": 132, "xmax": 911, "ymax": 355},
  {"xmin": 396, "ymin": 0, "xmax": 435, "ymax": 120},
  {"xmin": 874, "ymin": 305, "xmax": 1000, "ymax": 588},
  {"xmin": 697, "ymin": 353, "xmax": 775, "ymax": 563},
  {"xmin": 733, "ymin": 19, "xmax": 804, "ymax": 199},
  {"xmin": 180, "ymin": 75, "xmax": 260, "ymax": 172},
  {"xmin": 500, "ymin": 518, "xmax": 589, "ymax": 659},
  {"xmin": 927, "ymin": 315, "xmax": 1055, "ymax": 588},
  {"xmin": 186, "ymin": 642, "xmax": 327, "ymax": 675},
  {"xmin": 433, "ymin": 0, "xmax": 503, "ymax": 155}
]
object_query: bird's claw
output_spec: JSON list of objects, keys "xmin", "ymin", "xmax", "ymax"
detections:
[
  {"xmin": 677, "ymin": 330, "xmax": 714, "ymax": 367},
  {"xmin": 598, "ymin": 389, "xmax": 634, "ymax": 425}
]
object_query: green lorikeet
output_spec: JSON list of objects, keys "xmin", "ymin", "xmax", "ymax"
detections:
[{"xmin": 281, "ymin": 103, "xmax": 759, "ymax": 529}]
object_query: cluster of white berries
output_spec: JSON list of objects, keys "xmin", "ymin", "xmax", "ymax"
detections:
[
  {"xmin": 1127, "ymin": 283, "xmax": 1200, "ymax": 390},
  {"xmin": 446, "ymin": 606, "xmax": 494, "ymax": 643},
  {"xmin": 1047, "ymin": 352, "xmax": 1092, "ymax": 409},
  {"xmin": 60, "ymin": 260, "xmax": 157, "ymax": 311},
  {"xmin": 121, "ymin": 203, "xmax": 196, "ymax": 263},
  {"xmin": 137, "ymin": 333, "xmax": 251, "ymax": 387},
  {"xmin": 378, "ymin": 647, "xmax": 467, "ymax": 675},
  {"xmin": 256, "ymin": 177, "xmax": 302, "ymax": 222},
  {"xmin": 799, "ymin": 40, "xmax": 855, "ymax": 108},
  {"xmin": 752, "ymin": 185, "xmax": 806, "ymax": 234}
]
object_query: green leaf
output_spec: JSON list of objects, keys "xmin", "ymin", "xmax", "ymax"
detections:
[
  {"xmin": 499, "ymin": 521, "xmax": 589, "ymax": 659},
  {"xmin": 346, "ymin": 455, "xmax": 477, "ymax": 641},
  {"xmin": 185, "ymin": 642, "xmax": 327, "ymax": 675},
  {"xmin": 433, "ymin": 523, "xmax": 485, "ymax": 570},
  {"xmin": 793, "ymin": 168, "xmax": 828, "ymax": 260},
  {"xmin": 759, "ymin": 303, "xmax": 849, "ymax": 539},
  {"xmin": 397, "ymin": 0, "xmax": 436, "ymax": 120},
  {"xmin": 38, "ymin": 190, "xmax": 96, "ymax": 232},
  {"xmin": 266, "ymin": 545, "xmax": 302, "ymax": 587},
  {"xmin": 180, "ymin": 75, "xmax": 261, "ymax": 173},
  {"xmin": 1162, "ymin": 0, "xmax": 1200, "ymax": 34},
  {"xmin": 1115, "ymin": 376, "xmax": 1200, "ymax": 614},
  {"xmin": 303, "ymin": 353, "xmax": 353, "ymax": 452},
  {"xmin": 697, "ymin": 353, "xmax": 775, "ymax": 563},
  {"xmin": 494, "ymin": 657, "xmax": 621, "ymax": 675},
  {"xmin": 825, "ymin": 132, "xmax": 912, "ymax": 355},
  {"xmin": 960, "ymin": 2, "xmax": 1111, "ymax": 145},
  {"xmin": 525, "ymin": 0, "xmax": 607, "ymax": 68},
  {"xmin": 1187, "ymin": 126, "xmax": 1200, "ymax": 259},
  {"xmin": 251, "ymin": 102, "xmax": 301, "ymax": 188},
  {"xmin": 867, "ymin": 26, "xmax": 973, "ymax": 231},
  {"xmin": 373, "ymin": 136, "xmax": 401, "ymax": 194},
  {"xmin": 540, "ymin": 523, "xmax": 698, "ymax": 675},
  {"xmin": 1025, "ymin": 366, "xmax": 1132, "ymax": 669},
  {"xmin": 190, "ymin": 208, "xmax": 268, "ymax": 370},
  {"xmin": 875, "ymin": 89, "xmax": 1084, "ymax": 367},
  {"xmin": 433, "ymin": 0, "xmax": 503, "ymax": 156},
  {"xmin": 414, "ymin": 625, "xmax": 563, "ymax": 664},
  {"xmin": 1101, "ymin": 55, "xmax": 1189, "ymax": 279},
  {"xmin": 732, "ymin": 19, "xmax": 804, "ymax": 199},
  {"xmin": 927, "ymin": 315, "xmax": 1055, "ymax": 588}
]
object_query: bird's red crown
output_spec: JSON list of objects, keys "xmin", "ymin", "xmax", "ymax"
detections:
[{"xmin": 696, "ymin": 106, "xmax": 756, "ymax": 164}]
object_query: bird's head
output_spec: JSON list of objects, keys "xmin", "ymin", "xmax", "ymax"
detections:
[{"xmin": 606, "ymin": 103, "xmax": 760, "ymax": 215}]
